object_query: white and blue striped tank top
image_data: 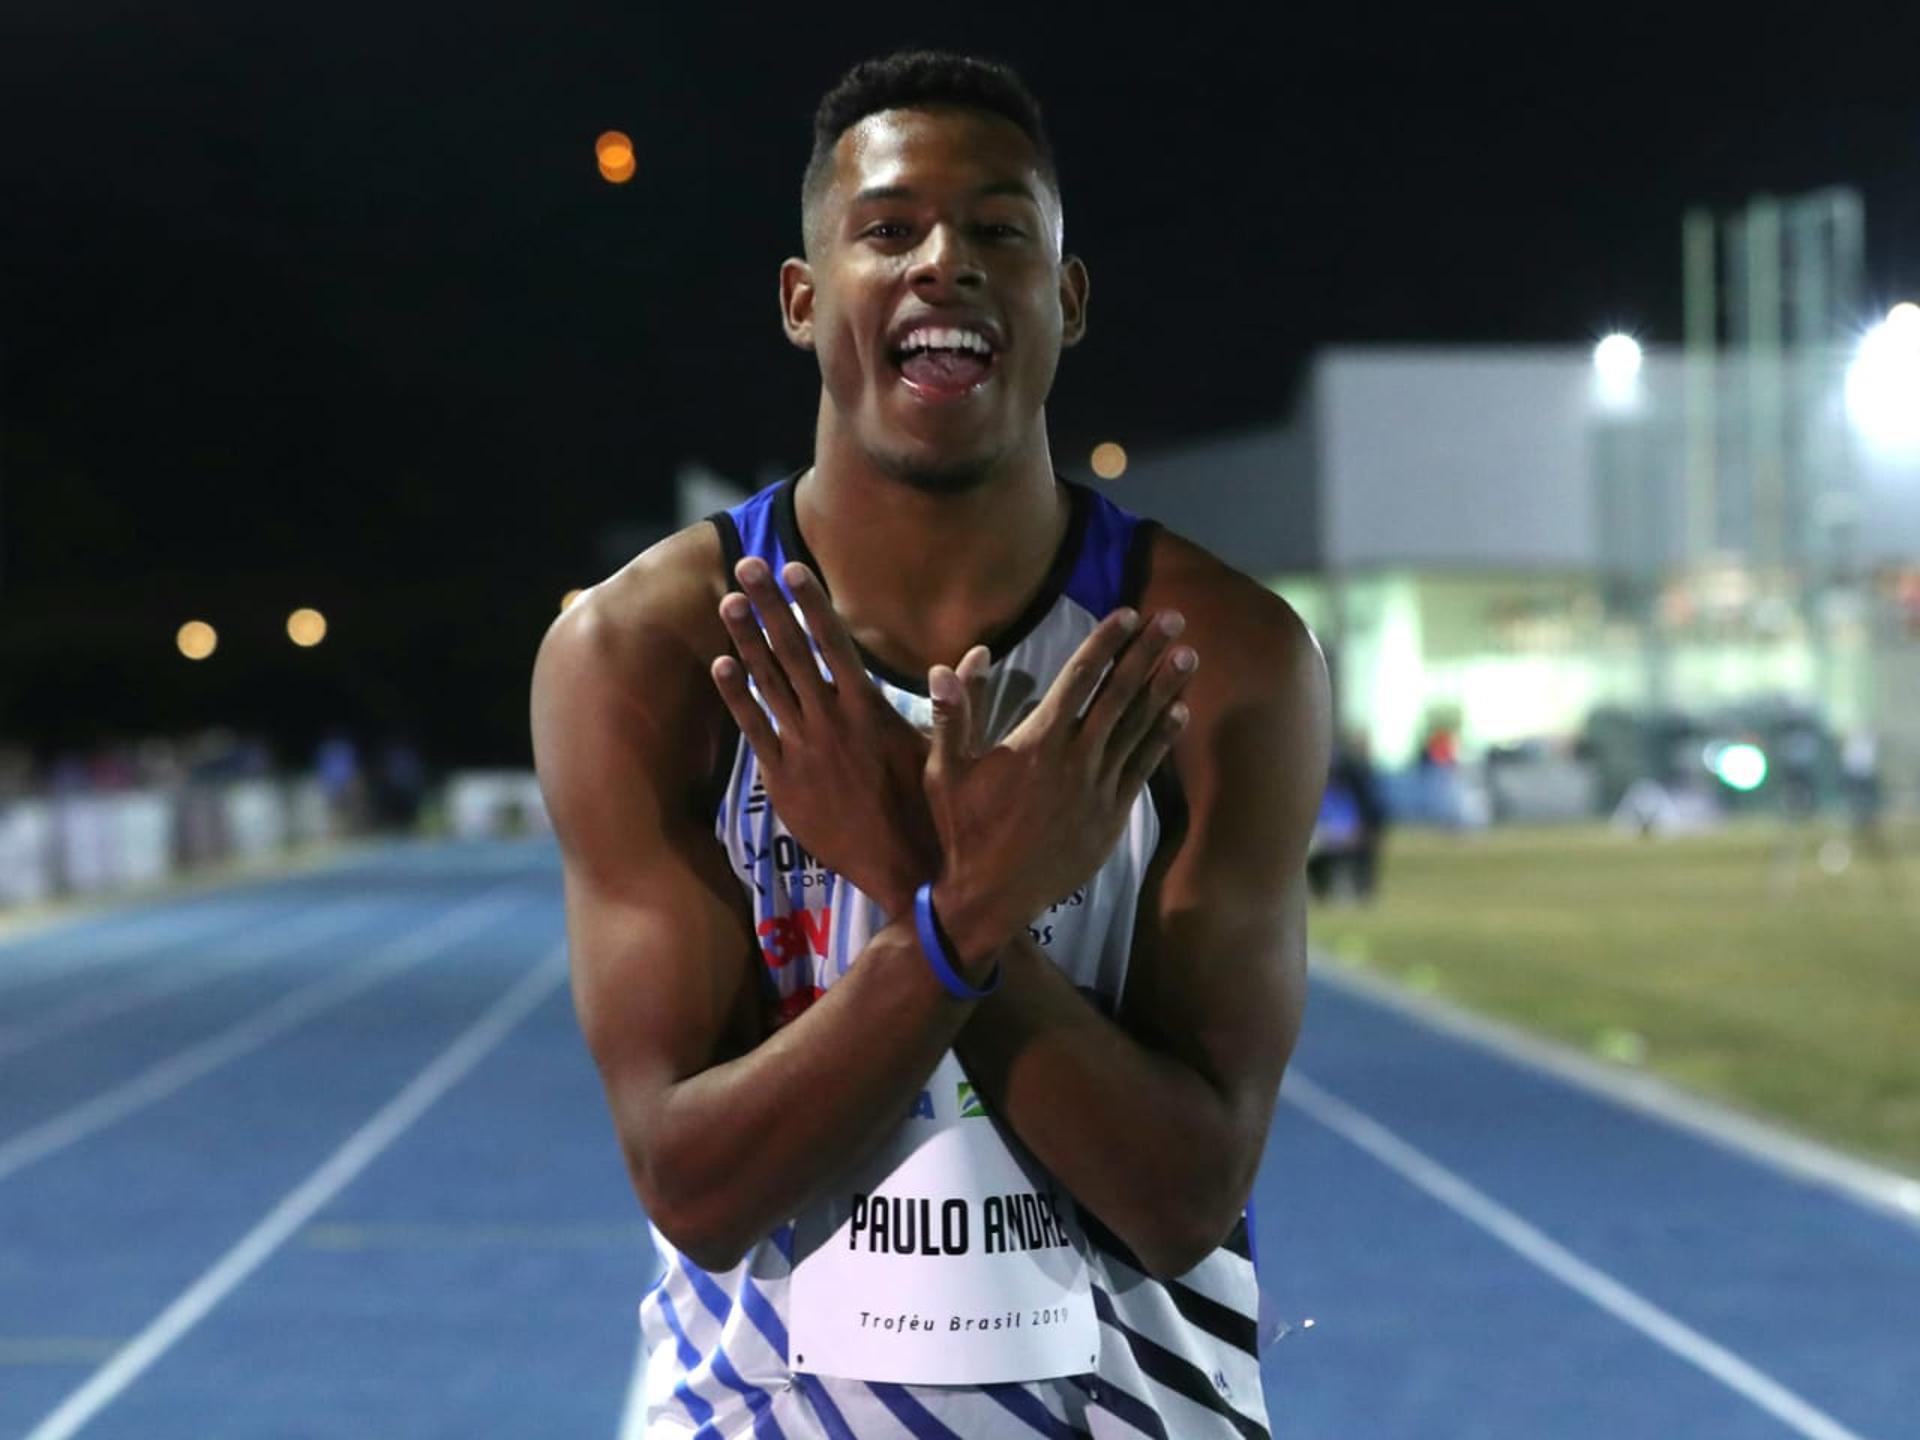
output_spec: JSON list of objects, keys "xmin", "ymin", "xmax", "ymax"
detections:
[{"xmin": 636, "ymin": 473, "xmax": 1270, "ymax": 1439}]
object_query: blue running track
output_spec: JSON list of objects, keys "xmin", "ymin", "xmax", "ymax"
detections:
[{"xmin": 1, "ymin": 839, "xmax": 1914, "ymax": 1438}]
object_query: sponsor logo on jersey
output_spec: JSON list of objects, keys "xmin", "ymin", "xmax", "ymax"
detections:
[{"xmin": 956, "ymin": 1081, "xmax": 986, "ymax": 1119}]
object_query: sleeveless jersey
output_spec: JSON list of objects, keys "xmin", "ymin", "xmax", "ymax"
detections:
[{"xmin": 636, "ymin": 473, "xmax": 1270, "ymax": 1439}]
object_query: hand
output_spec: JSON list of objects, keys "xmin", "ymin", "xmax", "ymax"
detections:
[
  {"xmin": 710, "ymin": 557, "xmax": 939, "ymax": 915},
  {"xmin": 923, "ymin": 608, "xmax": 1197, "ymax": 971}
]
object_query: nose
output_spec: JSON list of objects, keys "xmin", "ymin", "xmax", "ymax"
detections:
[{"xmin": 908, "ymin": 221, "xmax": 984, "ymax": 294}]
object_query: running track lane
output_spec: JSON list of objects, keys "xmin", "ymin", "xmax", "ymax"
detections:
[{"xmin": 5, "ymin": 840, "xmax": 1917, "ymax": 1437}]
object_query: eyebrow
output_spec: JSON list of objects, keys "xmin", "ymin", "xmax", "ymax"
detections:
[{"xmin": 848, "ymin": 181, "xmax": 1042, "ymax": 207}]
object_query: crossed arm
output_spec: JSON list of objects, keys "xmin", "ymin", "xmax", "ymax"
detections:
[{"xmin": 532, "ymin": 523, "xmax": 1329, "ymax": 1277}]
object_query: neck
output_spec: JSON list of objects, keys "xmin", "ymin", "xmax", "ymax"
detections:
[{"xmin": 797, "ymin": 405, "xmax": 1070, "ymax": 680}]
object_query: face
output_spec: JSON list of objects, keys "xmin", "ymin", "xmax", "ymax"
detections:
[{"xmin": 781, "ymin": 106, "xmax": 1088, "ymax": 491}]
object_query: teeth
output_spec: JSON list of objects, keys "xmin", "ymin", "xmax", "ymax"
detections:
[{"xmin": 899, "ymin": 326, "xmax": 992, "ymax": 355}]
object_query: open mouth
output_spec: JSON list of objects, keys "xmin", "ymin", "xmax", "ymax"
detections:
[{"xmin": 888, "ymin": 323, "xmax": 999, "ymax": 400}]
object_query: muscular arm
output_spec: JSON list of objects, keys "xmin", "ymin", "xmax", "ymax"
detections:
[
  {"xmin": 954, "ymin": 534, "xmax": 1330, "ymax": 1278},
  {"xmin": 532, "ymin": 528, "xmax": 981, "ymax": 1271}
]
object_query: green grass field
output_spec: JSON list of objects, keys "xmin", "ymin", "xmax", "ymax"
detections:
[{"xmin": 1309, "ymin": 821, "xmax": 1920, "ymax": 1174}]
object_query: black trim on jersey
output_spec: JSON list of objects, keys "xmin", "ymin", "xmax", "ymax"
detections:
[
  {"xmin": 701, "ymin": 511, "xmax": 746, "ymax": 817},
  {"xmin": 1076, "ymin": 1209, "xmax": 1260, "ymax": 1358},
  {"xmin": 1120, "ymin": 518, "xmax": 1162, "ymax": 611},
  {"xmin": 707, "ymin": 510, "xmax": 747, "ymax": 592},
  {"xmin": 771, "ymin": 470, "xmax": 1092, "ymax": 696},
  {"xmin": 1092, "ymin": 1289, "xmax": 1271, "ymax": 1440}
]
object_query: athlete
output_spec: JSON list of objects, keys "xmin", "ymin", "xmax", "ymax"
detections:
[{"xmin": 531, "ymin": 51, "xmax": 1329, "ymax": 1438}]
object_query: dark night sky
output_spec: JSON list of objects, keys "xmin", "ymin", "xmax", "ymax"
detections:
[{"xmin": 4, "ymin": 2, "xmax": 1917, "ymax": 764}]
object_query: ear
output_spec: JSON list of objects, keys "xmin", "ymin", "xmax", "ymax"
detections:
[
  {"xmin": 1058, "ymin": 255, "xmax": 1090, "ymax": 349},
  {"xmin": 779, "ymin": 257, "xmax": 816, "ymax": 350}
]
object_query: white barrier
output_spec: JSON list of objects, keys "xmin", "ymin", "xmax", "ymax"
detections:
[
  {"xmin": 0, "ymin": 801, "xmax": 56, "ymax": 906},
  {"xmin": 446, "ymin": 771, "xmax": 549, "ymax": 840}
]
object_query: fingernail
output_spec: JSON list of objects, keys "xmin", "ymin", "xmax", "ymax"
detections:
[
  {"xmin": 720, "ymin": 595, "xmax": 750, "ymax": 622},
  {"xmin": 784, "ymin": 562, "xmax": 810, "ymax": 588},
  {"xmin": 929, "ymin": 668, "xmax": 960, "ymax": 703},
  {"xmin": 1159, "ymin": 612, "xmax": 1185, "ymax": 637},
  {"xmin": 1117, "ymin": 609, "xmax": 1140, "ymax": 632},
  {"xmin": 1170, "ymin": 702, "xmax": 1190, "ymax": 725},
  {"xmin": 1173, "ymin": 647, "xmax": 1196, "ymax": 672}
]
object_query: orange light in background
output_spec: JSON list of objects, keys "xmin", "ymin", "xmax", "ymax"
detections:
[
  {"xmin": 176, "ymin": 620, "xmax": 217, "ymax": 661},
  {"xmin": 595, "ymin": 131, "xmax": 636, "ymax": 185},
  {"xmin": 560, "ymin": 588, "xmax": 584, "ymax": 612},
  {"xmin": 1090, "ymin": 442, "xmax": 1128, "ymax": 480},
  {"xmin": 287, "ymin": 607, "xmax": 328, "ymax": 647}
]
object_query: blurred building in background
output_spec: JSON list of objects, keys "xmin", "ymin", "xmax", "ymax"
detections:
[{"xmin": 1103, "ymin": 189, "xmax": 1920, "ymax": 817}]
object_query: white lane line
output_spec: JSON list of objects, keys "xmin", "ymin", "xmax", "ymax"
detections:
[
  {"xmin": 1312, "ymin": 958, "xmax": 1920, "ymax": 1228},
  {"xmin": 0, "ymin": 901, "xmax": 388, "ymax": 1064},
  {"xmin": 0, "ymin": 887, "xmax": 528, "ymax": 1184},
  {"xmin": 617, "ymin": 1328, "xmax": 651, "ymax": 1440},
  {"xmin": 22, "ymin": 943, "xmax": 569, "ymax": 1440},
  {"xmin": 1284, "ymin": 1070, "xmax": 1869, "ymax": 1440}
]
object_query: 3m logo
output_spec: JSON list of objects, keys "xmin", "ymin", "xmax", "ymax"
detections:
[
  {"xmin": 757, "ymin": 908, "xmax": 832, "ymax": 969},
  {"xmin": 956, "ymin": 1082, "xmax": 986, "ymax": 1119}
]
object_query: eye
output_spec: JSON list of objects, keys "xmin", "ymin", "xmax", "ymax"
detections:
[
  {"xmin": 862, "ymin": 221, "xmax": 912, "ymax": 241},
  {"xmin": 979, "ymin": 222, "xmax": 1025, "ymax": 240}
]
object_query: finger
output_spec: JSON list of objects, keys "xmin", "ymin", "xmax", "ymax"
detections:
[
  {"xmin": 783, "ymin": 561, "xmax": 869, "ymax": 693},
  {"xmin": 1117, "ymin": 699, "xmax": 1189, "ymax": 796},
  {"xmin": 1026, "ymin": 608, "xmax": 1139, "ymax": 738},
  {"xmin": 735, "ymin": 557, "xmax": 829, "ymax": 706},
  {"xmin": 956, "ymin": 644, "xmax": 993, "ymax": 752},
  {"xmin": 711, "ymin": 655, "xmax": 782, "ymax": 760},
  {"xmin": 1103, "ymin": 641, "xmax": 1197, "ymax": 779},
  {"xmin": 718, "ymin": 591, "xmax": 801, "ymax": 728},
  {"xmin": 1081, "ymin": 610, "xmax": 1185, "ymax": 753},
  {"xmin": 927, "ymin": 663, "xmax": 973, "ymax": 776}
]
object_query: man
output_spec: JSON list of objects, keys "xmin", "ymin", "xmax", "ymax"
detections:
[{"xmin": 531, "ymin": 51, "xmax": 1328, "ymax": 1438}]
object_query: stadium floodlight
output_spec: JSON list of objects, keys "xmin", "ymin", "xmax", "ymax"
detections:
[
  {"xmin": 596, "ymin": 131, "xmax": 636, "ymax": 185},
  {"xmin": 1704, "ymin": 740, "xmax": 1768, "ymax": 792},
  {"xmin": 1592, "ymin": 332, "xmax": 1643, "ymax": 414},
  {"xmin": 176, "ymin": 620, "xmax": 218, "ymax": 661},
  {"xmin": 286, "ymin": 607, "xmax": 328, "ymax": 647},
  {"xmin": 1846, "ymin": 304, "xmax": 1920, "ymax": 456}
]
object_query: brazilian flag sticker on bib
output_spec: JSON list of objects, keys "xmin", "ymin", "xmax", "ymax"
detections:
[{"xmin": 957, "ymin": 1081, "xmax": 986, "ymax": 1118}]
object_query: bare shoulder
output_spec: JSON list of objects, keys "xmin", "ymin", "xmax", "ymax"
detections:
[
  {"xmin": 534, "ymin": 520, "xmax": 731, "ymax": 710},
  {"xmin": 1130, "ymin": 522, "xmax": 1329, "ymax": 899},
  {"xmin": 531, "ymin": 521, "xmax": 736, "ymax": 874},
  {"xmin": 1136, "ymin": 525, "xmax": 1326, "ymax": 714}
]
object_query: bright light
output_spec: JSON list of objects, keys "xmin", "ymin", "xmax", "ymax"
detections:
[
  {"xmin": 286, "ymin": 607, "xmax": 328, "ymax": 647},
  {"xmin": 1705, "ymin": 741, "xmax": 1768, "ymax": 792},
  {"xmin": 596, "ymin": 130, "xmax": 635, "ymax": 185},
  {"xmin": 1090, "ymin": 441, "xmax": 1128, "ymax": 480},
  {"xmin": 176, "ymin": 620, "xmax": 217, "ymax": 661},
  {"xmin": 1846, "ymin": 308, "xmax": 1920, "ymax": 455},
  {"xmin": 1592, "ymin": 333, "xmax": 1643, "ymax": 414},
  {"xmin": 1594, "ymin": 333, "xmax": 1642, "ymax": 380},
  {"xmin": 560, "ymin": 588, "xmax": 584, "ymax": 612}
]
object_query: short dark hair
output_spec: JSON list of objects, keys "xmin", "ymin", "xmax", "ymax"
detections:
[{"xmin": 800, "ymin": 51, "xmax": 1058, "ymax": 250}]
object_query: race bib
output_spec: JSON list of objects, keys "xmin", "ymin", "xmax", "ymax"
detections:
[{"xmin": 788, "ymin": 1053, "xmax": 1099, "ymax": 1384}]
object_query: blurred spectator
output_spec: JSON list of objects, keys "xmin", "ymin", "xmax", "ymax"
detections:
[
  {"xmin": 1310, "ymin": 732, "xmax": 1389, "ymax": 902},
  {"xmin": 1842, "ymin": 731, "xmax": 1884, "ymax": 836},
  {"xmin": 315, "ymin": 731, "xmax": 368, "ymax": 833},
  {"xmin": 374, "ymin": 735, "xmax": 428, "ymax": 831}
]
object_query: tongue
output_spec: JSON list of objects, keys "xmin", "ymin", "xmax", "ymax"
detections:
[{"xmin": 901, "ymin": 349, "xmax": 991, "ymax": 389}]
